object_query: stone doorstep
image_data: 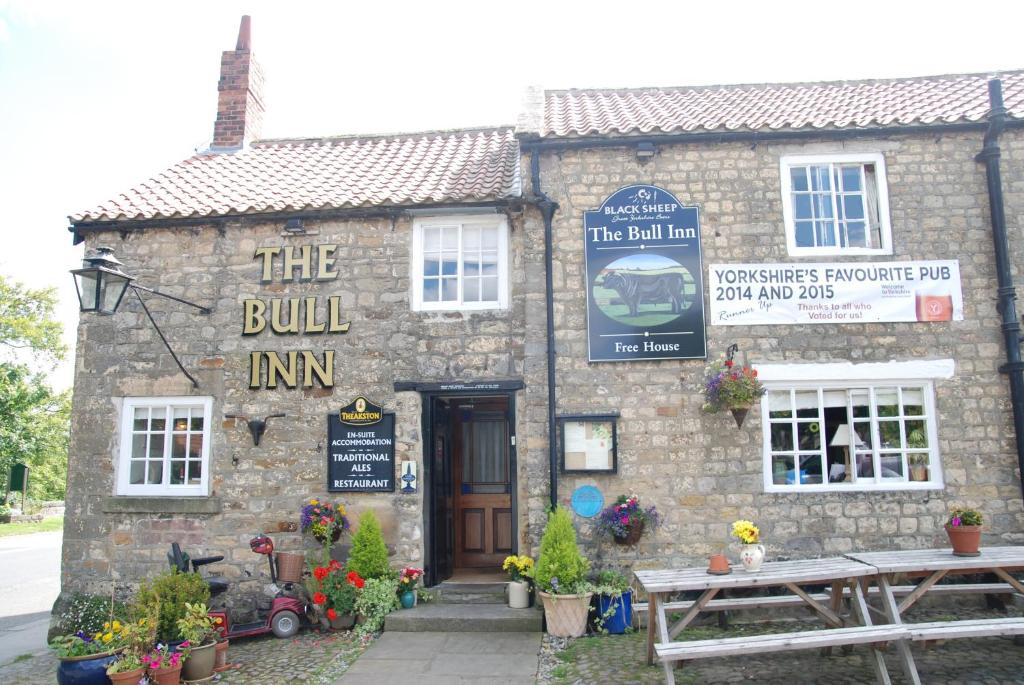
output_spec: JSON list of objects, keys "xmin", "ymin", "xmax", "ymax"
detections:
[
  {"xmin": 433, "ymin": 580, "xmax": 508, "ymax": 604},
  {"xmin": 384, "ymin": 603, "xmax": 543, "ymax": 633}
]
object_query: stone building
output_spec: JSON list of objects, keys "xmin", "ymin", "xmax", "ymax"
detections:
[{"xmin": 61, "ymin": 17, "xmax": 1024, "ymax": 615}]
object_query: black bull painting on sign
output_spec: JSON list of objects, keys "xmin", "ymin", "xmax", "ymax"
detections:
[{"xmin": 602, "ymin": 270, "xmax": 688, "ymax": 317}]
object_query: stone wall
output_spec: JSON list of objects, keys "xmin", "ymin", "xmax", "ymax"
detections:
[
  {"xmin": 63, "ymin": 213, "xmax": 533, "ymax": 612},
  {"xmin": 524, "ymin": 130, "xmax": 1024, "ymax": 573}
]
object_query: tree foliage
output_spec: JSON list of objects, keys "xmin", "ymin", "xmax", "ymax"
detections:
[
  {"xmin": 346, "ymin": 510, "xmax": 391, "ymax": 580},
  {"xmin": 0, "ymin": 275, "xmax": 69, "ymax": 500}
]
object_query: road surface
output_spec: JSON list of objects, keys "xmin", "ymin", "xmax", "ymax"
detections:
[{"xmin": 0, "ymin": 530, "xmax": 61, "ymax": 665}]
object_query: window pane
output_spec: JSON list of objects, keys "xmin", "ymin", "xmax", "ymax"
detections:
[
  {"xmin": 172, "ymin": 435, "xmax": 186, "ymax": 459},
  {"xmin": 794, "ymin": 194, "xmax": 812, "ymax": 219},
  {"xmin": 442, "ymin": 278, "xmax": 458, "ymax": 301},
  {"xmin": 844, "ymin": 195, "xmax": 864, "ymax": 220},
  {"xmin": 131, "ymin": 434, "xmax": 146, "ymax": 459},
  {"xmin": 188, "ymin": 435, "xmax": 203, "ymax": 459},
  {"xmin": 423, "ymin": 279, "xmax": 439, "ymax": 302},
  {"xmin": 855, "ymin": 450, "xmax": 875, "ymax": 478},
  {"xmin": 151, "ymin": 408, "xmax": 166, "ymax": 431},
  {"xmin": 906, "ymin": 420, "xmax": 928, "ymax": 448},
  {"xmin": 464, "ymin": 278, "xmax": 480, "ymax": 302},
  {"xmin": 440, "ymin": 227, "xmax": 458, "ymax": 250},
  {"xmin": 170, "ymin": 460, "xmax": 185, "ymax": 485},
  {"xmin": 767, "ymin": 391, "xmax": 792, "ymax": 417},
  {"xmin": 465, "ymin": 260, "xmax": 480, "ymax": 277},
  {"xmin": 130, "ymin": 461, "xmax": 145, "ymax": 485},
  {"xmin": 798, "ymin": 455, "xmax": 823, "ymax": 484},
  {"xmin": 187, "ymin": 461, "xmax": 202, "ymax": 484},
  {"xmin": 878, "ymin": 420, "xmax": 901, "ymax": 448},
  {"xmin": 902, "ymin": 388, "xmax": 924, "ymax": 415},
  {"xmin": 771, "ymin": 422, "xmax": 794, "ymax": 451},
  {"xmin": 876, "ymin": 388, "xmax": 899, "ymax": 417},
  {"xmin": 797, "ymin": 421, "xmax": 821, "ymax": 451},
  {"xmin": 481, "ymin": 277, "xmax": 498, "ymax": 301},
  {"xmin": 481, "ymin": 252, "xmax": 498, "ymax": 276},
  {"xmin": 810, "ymin": 165, "xmax": 831, "ymax": 191},
  {"xmin": 814, "ymin": 193, "xmax": 834, "ymax": 218},
  {"xmin": 424, "ymin": 257, "xmax": 440, "ymax": 277},
  {"xmin": 815, "ymin": 221, "xmax": 835, "ymax": 247},
  {"xmin": 148, "ymin": 435, "xmax": 163, "ymax": 461},
  {"xmin": 772, "ymin": 455, "xmax": 795, "ymax": 485},
  {"xmin": 790, "ymin": 167, "xmax": 808, "ymax": 192},
  {"xmin": 463, "ymin": 226, "xmax": 480, "ymax": 250},
  {"xmin": 190, "ymin": 415, "xmax": 203, "ymax": 431},
  {"xmin": 841, "ymin": 166, "xmax": 862, "ymax": 191},
  {"xmin": 147, "ymin": 461, "xmax": 163, "ymax": 485},
  {"xmin": 879, "ymin": 453, "xmax": 904, "ymax": 478},
  {"xmin": 846, "ymin": 221, "xmax": 866, "ymax": 247},
  {"xmin": 481, "ymin": 227, "xmax": 499, "ymax": 250},
  {"xmin": 173, "ymin": 408, "xmax": 188, "ymax": 431},
  {"xmin": 794, "ymin": 221, "xmax": 814, "ymax": 247},
  {"xmin": 441, "ymin": 255, "xmax": 458, "ymax": 276},
  {"xmin": 133, "ymin": 408, "xmax": 148, "ymax": 431},
  {"xmin": 424, "ymin": 228, "xmax": 440, "ymax": 252}
]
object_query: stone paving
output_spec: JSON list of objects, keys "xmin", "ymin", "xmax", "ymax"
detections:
[
  {"xmin": 0, "ymin": 628, "xmax": 371, "ymax": 684},
  {"xmin": 537, "ymin": 604, "xmax": 1024, "ymax": 685}
]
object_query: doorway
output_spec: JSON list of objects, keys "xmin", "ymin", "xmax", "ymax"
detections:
[{"xmin": 424, "ymin": 393, "xmax": 516, "ymax": 585}]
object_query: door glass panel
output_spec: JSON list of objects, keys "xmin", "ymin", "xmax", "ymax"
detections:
[{"xmin": 462, "ymin": 418, "xmax": 507, "ymax": 484}]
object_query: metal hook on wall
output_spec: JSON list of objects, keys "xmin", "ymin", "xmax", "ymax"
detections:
[{"xmin": 725, "ymin": 343, "xmax": 739, "ymax": 362}]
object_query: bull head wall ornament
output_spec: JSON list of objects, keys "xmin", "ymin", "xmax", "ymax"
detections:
[{"xmin": 225, "ymin": 413, "xmax": 286, "ymax": 446}]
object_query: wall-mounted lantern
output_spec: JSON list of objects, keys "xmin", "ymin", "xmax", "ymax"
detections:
[{"xmin": 70, "ymin": 247, "xmax": 212, "ymax": 387}]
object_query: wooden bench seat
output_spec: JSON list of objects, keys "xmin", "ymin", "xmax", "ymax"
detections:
[
  {"xmin": 633, "ymin": 582, "xmax": 1018, "ymax": 616},
  {"xmin": 654, "ymin": 624, "xmax": 908, "ymax": 663},
  {"xmin": 907, "ymin": 616, "xmax": 1024, "ymax": 641}
]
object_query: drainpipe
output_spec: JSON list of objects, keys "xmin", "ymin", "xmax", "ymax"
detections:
[
  {"xmin": 531, "ymin": 149, "xmax": 560, "ymax": 509},
  {"xmin": 976, "ymin": 78, "xmax": 1024, "ymax": 500}
]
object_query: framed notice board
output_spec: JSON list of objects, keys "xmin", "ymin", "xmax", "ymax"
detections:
[{"xmin": 557, "ymin": 414, "xmax": 618, "ymax": 474}]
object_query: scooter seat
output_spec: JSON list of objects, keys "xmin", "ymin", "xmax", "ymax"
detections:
[{"xmin": 207, "ymin": 577, "xmax": 229, "ymax": 597}]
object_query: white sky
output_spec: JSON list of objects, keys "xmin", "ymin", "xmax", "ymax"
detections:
[{"xmin": 1, "ymin": 0, "xmax": 1021, "ymax": 390}]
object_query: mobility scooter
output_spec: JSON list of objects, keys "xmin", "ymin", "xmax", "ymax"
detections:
[{"xmin": 168, "ymin": 534, "xmax": 311, "ymax": 638}]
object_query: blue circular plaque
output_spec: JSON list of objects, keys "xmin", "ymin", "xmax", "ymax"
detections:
[{"xmin": 571, "ymin": 485, "xmax": 604, "ymax": 518}]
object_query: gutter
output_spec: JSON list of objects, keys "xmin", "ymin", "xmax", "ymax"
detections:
[
  {"xmin": 519, "ymin": 120, "xmax": 1024, "ymax": 153},
  {"xmin": 976, "ymin": 79, "xmax": 1024, "ymax": 501},
  {"xmin": 530, "ymin": 149, "xmax": 561, "ymax": 510}
]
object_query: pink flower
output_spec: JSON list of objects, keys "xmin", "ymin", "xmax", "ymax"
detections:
[{"xmin": 951, "ymin": 516, "xmax": 962, "ymax": 527}]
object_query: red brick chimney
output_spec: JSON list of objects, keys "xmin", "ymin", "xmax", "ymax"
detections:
[{"xmin": 211, "ymin": 15, "xmax": 264, "ymax": 149}]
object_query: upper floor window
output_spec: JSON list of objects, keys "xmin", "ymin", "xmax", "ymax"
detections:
[
  {"xmin": 780, "ymin": 153, "xmax": 892, "ymax": 256},
  {"xmin": 757, "ymin": 360, "xmax": 951, "ymax": 493},
  {"xmin": 411, "ymin": 216, "xmax": 509, "ymax": 311},
  {"xmin": 117, "ymin": 396, "xmax": 212, "ymax": 496}
]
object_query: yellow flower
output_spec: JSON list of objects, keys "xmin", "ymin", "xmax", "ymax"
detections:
[
  {"xmin": 310, "ymin": 499, "xmax": 319, "ymax": 505},
  {"xmin": 111, "ymin": 621, "xmax": 122, "ymax": 632},
  {"xmin": 103, "ymin": 622, "xmax": 110, "ymax": 630},
  {"xmin": 731, "ymin": 520, "xmax": 760, "ymax": 544},
  {"xmin": 94, "ymin": 632, "xmax": 102, "ymax": 640},
  {"xmin": 138, "ymin": 618, "xmax": 147, "ymax": 626},
  {"xmin": 102, "ymin": 633, "xmax": 113, "ymax": 643}
]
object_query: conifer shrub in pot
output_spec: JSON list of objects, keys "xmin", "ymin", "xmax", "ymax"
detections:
[
  {"xmin": 346, "ymin": 510, "xmax": 391, "ymax": 579},
  {"xmin": 534, "ymin": 507, "xmax": 592, "ymax": 637}
]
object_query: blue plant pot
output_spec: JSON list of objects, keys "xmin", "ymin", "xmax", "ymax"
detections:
[
  {"xmin": 597, "ymin": 590, "xmax": 633, "ymax": 635},
  {"xmin": 56, "ymin": 652, "xmax": 118, "ymax": 685},
  {"xmin": 399, "ymin": 590, "xmax": 416, "ymax": 609}
]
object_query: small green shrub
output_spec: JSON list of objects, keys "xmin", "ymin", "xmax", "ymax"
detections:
[
  {"xmin": 534, "ymin": 507, "xmax": 590, "ymax": 594},
  {"xmin": 346, "ymin": 510, "xmax": 391, "ymax": 580},
  {"xmin": 353, "ymin": 576, "xmax": 399, "ymax": 636},
  {"xmin": 134, "ymin": 570, "xmax": 210, "ymax": 643}
]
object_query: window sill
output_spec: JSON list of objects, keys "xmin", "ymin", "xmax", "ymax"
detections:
[
  {"xmin": 764, "ymin": 482, "xmax": 943, "ymax": 494},
  {"xmin": 102, "ymin": 496, "xmax": 222, "ymax": 514},
  {"xmin": 785, "ymin": 247, "xmax": 893, "ymax": 258}
]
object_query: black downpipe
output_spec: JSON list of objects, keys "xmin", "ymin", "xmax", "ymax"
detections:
[
  {"xmin": 977, "ymin": 79, "xmax": 1024, "ymax": 500},
  {"xmin": 531, "ymin": 150, "xmax": 560, "ymax": 509}
]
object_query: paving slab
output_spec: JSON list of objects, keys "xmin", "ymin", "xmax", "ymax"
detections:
[{"xmin": 337, "ymin": 631, "xmax": 541, "ymax": 684}]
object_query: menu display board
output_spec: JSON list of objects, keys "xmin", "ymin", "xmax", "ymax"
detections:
[{"xmin": 327, "ymin": 397, "xmax": 395, "ymax": 492}]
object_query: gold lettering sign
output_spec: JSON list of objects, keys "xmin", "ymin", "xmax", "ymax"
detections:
[{"xmin": 338, "ymin": 396, "xmax": 384, "ymax": 425}]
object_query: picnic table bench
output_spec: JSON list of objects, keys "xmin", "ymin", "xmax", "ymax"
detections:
[{"xmin": 635, "ymin": 547, "xmax": 1024, "ymax": 685}]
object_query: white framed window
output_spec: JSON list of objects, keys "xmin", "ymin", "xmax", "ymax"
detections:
[
  {"xmin": 411, "ymin": 215, "xmax": 509, "ymax": 311},
  {"xmin": 757, "ymin": 361, "xmax": 950, "ymax": 493},
  {"xmin": 117, "ymin": 397, "xmax": 213, "ymax": 497},
  {"xmin": 780, "ymin": 152, "xmax": 893, "ymax": 256}
]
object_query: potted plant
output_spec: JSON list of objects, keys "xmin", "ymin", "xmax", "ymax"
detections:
[
  {"xmin": 177, "ymin": 602, "xmax": 219, "ymax": 681},
  {"xmin": 397, "ymin": 567, "xmax": 423, "ymax": 608},
  {"xmin": 347, "ymin": 510, "xmax": 391, "ymax": 579},
  {"xmin": 107, "ymin": 608, "xmax": 157, "ymax": 685},
  {"xmin": 701, "ymin": 353, "xmax": 766, "ymax": 427},
  {"xmin": 591, "ymin": 570, "xmax": 633, "ymax": 635},
  {"xmin": 301, "ymin": 497, "xmax": 350, "ymax": 565},
  {"xmin": 731, "ymin": 519, "xmax": 765, "ymax": 572},
  {"xmin": 352, "ymin": 574, "xmax": 400, "ymax": 636},
  {"xmin": 134, "ymin": 568, "xmax": 210, "ymax": 644},
  {"xmin": 143, "ymin": 644, "xmax": 183, "ymax": 685},
  {"xmin": 946, "ymin": 508, "xmax": 983, "ymax": 556},
  {"xmin": 595, "ymin": 494, "xmax": 660, "ymax": 545},
  {"xmin": 908, "ymin": 453, "xmax": 929, "ymax": 481},
  {"xmin": 534, "ymin": 507, "xmax": 592, "ymax": 638},
  {"xmin": 309, "ymin": 561, "xmax": 363, "ymax": 630},
  {"xmin": 502, "ymin": 555, "xmax": 534, "ymax": 609},
  {"xmin": 51, "ymin": 623, "xmax": 125, "ymax": 685}
]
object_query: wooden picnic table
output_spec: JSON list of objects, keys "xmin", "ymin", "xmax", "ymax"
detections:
[{"xmin": 635, "ymin": 557, "xmax": 910, "ymax": 685}]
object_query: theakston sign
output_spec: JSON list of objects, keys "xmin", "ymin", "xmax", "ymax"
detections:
[
  {"xmin": 583, "ymin": 185, "xmax": 706, "ymax": 361},
  {"xmin": 709, "ymin": 260, "xmax": 964, "ymax": 325}
]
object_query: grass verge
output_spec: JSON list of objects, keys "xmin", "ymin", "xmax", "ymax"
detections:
[{"xmin": 0, "ymin": 516, "xmax": 63, "ymax": 537}]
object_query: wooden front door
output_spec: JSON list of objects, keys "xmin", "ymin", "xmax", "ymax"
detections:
[{"xmin": 452, "ymin": 397, "xmax": 512, "ymax": 568}]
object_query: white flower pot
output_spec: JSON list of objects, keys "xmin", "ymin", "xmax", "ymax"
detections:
[
  {"xmin": 539, "ymin": 591, "xmax": 593, "ymax": 637},
  {"xmin": 508, "ymin": 580, "xmax": 530, "ymax": 608}
]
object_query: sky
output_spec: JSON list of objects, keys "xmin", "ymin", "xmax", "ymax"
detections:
[{"xmin": 1, "ymin": 0, "xmax": 1022, "ymax": 390}]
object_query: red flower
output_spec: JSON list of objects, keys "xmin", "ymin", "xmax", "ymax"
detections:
[
  {"xmin": 313, "ymin": 567, "xmax": 329, "ymax": 581},
  {"xmin": 355, "ymin": 578, "xmax": 365, "ymax": 589},
  {"xmin": 313, "ymin": 592, "xmax": 327, "ymax": 605},
  {"xmin": 328, "ymin": 560, "xmax": 342, "ymax": 571},
  {"xmin": 326, "ymin": 608, "xmax": 337, "ymax": 621},
  {"xmin": 346, "ymin": 571, "xmax": 359, "ymax": 583},
  {"xmin": 724, "ymin": 360, "xmax": 734, "ymax": 367}
]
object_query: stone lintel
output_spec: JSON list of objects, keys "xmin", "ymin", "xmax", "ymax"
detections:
[{"xmin": 102, "ymin": 496, "xmax": 222, "ymax": 515}]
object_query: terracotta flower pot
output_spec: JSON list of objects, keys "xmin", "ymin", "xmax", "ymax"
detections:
[
  {"xmin": 946, "ymin": 524, "xmax": 982, "ymax": 556},
  {"xmin": 539, "ymin": 591, "xmax": 593, "ymax": 637},
  {"xmin": 148, "ymin": 665, "xmax": 183, "ymax": 685},
  {"xmin": 613, "ymin": 520, "xmax": 644, "ymax": 545},
  {"xmin": 707, "ymin": 553, "xmax": 731, "ymax": 575},
  {"xmin": 108, "ymin": 666, "xmax": 146, "ymax": 684},
  {"xmin": 213, "ymin": 639, "xmax": 230, "ymax": 672}
]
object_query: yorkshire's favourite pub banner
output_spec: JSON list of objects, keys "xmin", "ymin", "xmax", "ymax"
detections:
[
  {"xmin": 709, "ymin": 260, "xmax": 964, "ymax": 326},
  {"xmin": 584, "ymin": 185, "xmax": 706, "ymax": 361}
]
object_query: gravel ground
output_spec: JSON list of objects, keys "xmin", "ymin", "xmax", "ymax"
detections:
[
  {"xmin": 537, "ymin": 604, "xmax": 1024, "ymax": 685},
  {"xmin": 0, "ymin": 628, "xmax": 373, "ymax": 685}
]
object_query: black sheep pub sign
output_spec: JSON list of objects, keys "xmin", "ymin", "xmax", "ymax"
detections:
[{"xmin": 584, "ymin": 185, "xmax": 706, "ymax": 361}]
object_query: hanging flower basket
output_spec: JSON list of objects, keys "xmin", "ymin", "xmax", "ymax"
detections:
[
  {"xmin": 701, "ymin": 353, "xmax": 765, "ymax": 429},
  {"xmin": 613, "ymin": 521, "xmax": 645, "ymax": 545},
  {"xmin": 730, "ymin": 407, "xmax": 751, "ymax": 428}
]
